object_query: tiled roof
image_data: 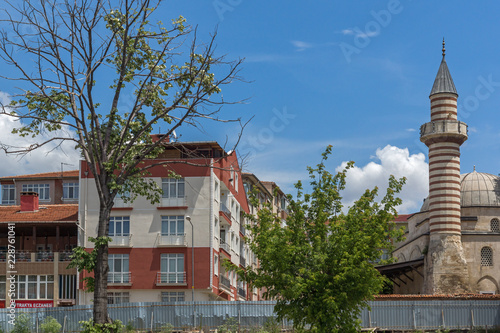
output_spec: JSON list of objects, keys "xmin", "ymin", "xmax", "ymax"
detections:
[
  {"xmin": 394, "ymin": 214, "xmax": 411, "ymax": 222},
  {"xmin": 0, "ymin": 170, "xmax": 79, "ymax": 181},
  {"xmin": 0, "ymin": 204, "xmax": 78, "ymax": 223},
  {"xmin": 375, "ymin": 294, "xmax": 500, "ymax": 300}
]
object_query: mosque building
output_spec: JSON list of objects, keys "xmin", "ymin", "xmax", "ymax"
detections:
[{"xmin": 378, "ymin": 41, "xmax": 500, "ymax": 295}]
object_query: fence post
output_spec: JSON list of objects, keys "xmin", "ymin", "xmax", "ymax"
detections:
[
  {"xmin": 412, "ymin": 305, "xmax": 416, "ymax": 330},
  {"xmin": 62, "ymin": 315, "xmax": 66, "ymax": 333},
  {"xmin": 238, "ymin": 302, "xmax": 241, "ymax": 333},
  {"xmin": 151, "ymin": 309, "xmax": 154, "ymax": 332}
]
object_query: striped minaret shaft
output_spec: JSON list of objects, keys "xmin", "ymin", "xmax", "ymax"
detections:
[{"xmin": 420, "ymin": 41, "xmax": 468, "ymax": 236}]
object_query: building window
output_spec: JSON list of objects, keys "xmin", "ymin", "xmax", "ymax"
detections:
[
  {"xmin": 16, "ymin": 275, "xmax": 54, "ymax": 299},
  {"xmin": 214, "ymin": 181, "xmax": 220, "ymax": 202},
  {"xmin": 59, "ymin": 275, "xmax": 76, "ymax": 299},
  {"xmin": 162, "ymin": 178, "xmax": 185, "ymax": 198},
  {"xmin": 22, "ymin": 184, "xmax": 50, "ymax": 200},
  {"xmin": 1, "ymin": 185, "xmax": 15, "ymax": 205},
  {"xmin": 0, "ymin": 276, "xmax": 5, "ymax": 299},
  {"xmin": 161, "ymin": 216, "xmax": 184, "ymax": 236},
  {"xmin": 161, "ymin": 291, "xmax": 185, "ymax": 302},
  {"xmin": 107, "ymin": 292, "xmax": 129, "ymax": 304},
  {"xmin": 491, "ymin": 218, "xmax": 500, "ymax": 233},
  {"xmin": 235, "ymin": 173, "xmax": 239, "ymax": 192},
  {"xmin": 108, "ymin": 254, "xmax": 130, "ymax": 283},
  {"xmin": 63, "ymin": 183, "xmax": 79, "ymax": 199},
  {"xmin": 481, "ymin": 247, "xmax": 493, "ymax": 267},
  {"xmin": 214, "ymin": 254, "xmax": 219, "ymax": 276},
  {"xmin": 109, "ymin": 217, "xmax": 130, "ymax": 237},
  {"xmin": 160, "ymin": 253, "xmax": 185, "ymax": 284},
  {"xmin": 243, "ymin": 182, "xmax": 251, "ymax": 196}
]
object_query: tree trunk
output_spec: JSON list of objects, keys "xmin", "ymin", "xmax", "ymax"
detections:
[{"xmin": 93, "ymin": 202, "xmax": 113, "ymax": 324}]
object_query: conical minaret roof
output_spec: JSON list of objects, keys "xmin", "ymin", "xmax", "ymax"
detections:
[{"xmin": 429, "ymin": 40, "xmax": 458, "ymax": 97}]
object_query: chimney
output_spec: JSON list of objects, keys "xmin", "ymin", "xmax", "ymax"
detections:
[{"xmin": 20, "ymin": 191, "xmax": 39, "ymax": 212}]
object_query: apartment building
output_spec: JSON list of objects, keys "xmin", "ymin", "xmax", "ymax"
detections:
[
  {"xmin": 78, "ymin": 141, "xmax": 253, "ymax": 304},
  {"xmin": 0, "ymin": 171, "xmax": 79, "ymax": 308}
]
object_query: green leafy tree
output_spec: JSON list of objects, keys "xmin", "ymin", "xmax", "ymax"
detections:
[
  {"xmin": 226, "ymin": 147, "xmax": 405, "ymax": 332},
  {"xmin": 0, "ymin": 0, "xmax": 243, "ymax": 325}
]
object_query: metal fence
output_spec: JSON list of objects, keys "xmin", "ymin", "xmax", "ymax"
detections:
[{"xmin": 0, "ymin": 300, "xmax": 499, "ymax": 332}]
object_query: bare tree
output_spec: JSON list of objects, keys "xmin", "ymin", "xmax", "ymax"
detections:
[{"xmin": 0, "ymin": 0, "xmax": 243, "ymax": 325}]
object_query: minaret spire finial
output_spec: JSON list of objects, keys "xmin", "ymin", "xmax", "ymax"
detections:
[{"xmin": 442, "ymin": 38, "xmax": 446, "ymax": 58}]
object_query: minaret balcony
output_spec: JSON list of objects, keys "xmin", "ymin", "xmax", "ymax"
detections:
[{"xmin": 420, "ymin": 120, "xmax": 468, "ymax": 145}]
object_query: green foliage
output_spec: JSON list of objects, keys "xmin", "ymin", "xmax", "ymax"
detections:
[
  {"xmin": 11, "ymin": 313, "xmax": 32, "ymax": 333},
  {"xmin": 226, "ymin": 146, "xmax": 406, "ymax": 333},
  {"xmin": 124, "ymin": 321, "xmax": 135, "ymax": 333},
  {"xmin": 158, "ymin": 323, "xmax": 174, "ymax": 333},
  {"xmin": 67, "ymin": 236, "xmax": 112, "ymax": 292},
  {"xmin": 262, "ymin": 317, "xmax": 281, "ymax": 333},
  {"xmin": 80, "ymin": 318, "xmax": 123, "ymax": 333},
  {"xmin": 217, "ymin": 317, "xmax": 239, "ymax": 333},
  {"xmin": 40, "ymin": 316, "xmax": 62, "ymax": 333}
]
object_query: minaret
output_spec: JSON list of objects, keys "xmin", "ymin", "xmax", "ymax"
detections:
[{"xmin": 420, "ymin": 40, "xmax": 470, "ymax": 294}]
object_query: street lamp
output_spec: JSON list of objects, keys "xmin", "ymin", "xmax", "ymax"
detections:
[{"xmin": 186, "ymin": 216, "xmax": 195, "ymax": 326}]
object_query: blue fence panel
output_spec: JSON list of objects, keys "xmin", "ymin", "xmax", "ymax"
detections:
[{"xmin": 0, "ymin": 299, "xmax": 498, "ymax": 331}]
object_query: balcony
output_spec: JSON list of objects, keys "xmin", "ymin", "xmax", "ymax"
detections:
[
  {"xmin": 156, "ymin": 272, "xmax": 186, "ymax": 285},
  {"xmin": 15, "ymin": 251, "xmax": 32, "ymax": 262},
  {"xmin": 36, "ymin": 251, "xmax": 54, "ymax": 262},
  {"xmin": 109, "ymin": 235, "xmax": 132, "ymax": 247},
  {"xmin": 220, "ymin": 240, "xmax": 231, "ymax": 254},
  {"xmin": 219, "ymin": 275, "xmax": 231, "ymax": 290},
  {"xmin": 420, "ymin": 120, "xmax": 468, "ymax": 145},
  {"xmin": 160, "ymin": 196, "xmax": 187, "ymax": 208},
  {"xmin": 113, "ymin": 198, "xmax": 132, "ymax": 208},
  {"xmin": 59, "ymin": 251, "xmax": 74, "ymax": 261},
  {"xmin": 238, "ymin": 287, "xmax": 246, "ymax": 298},
  {"xmin": 108, "ymin": 272, "xmax": 131, "ymax": 284},
  {"xmin": 239, "ymin": 224, "xmax": 246, "ymax": 237},
  {"xmin": 157, "ymin": 233, "xmax": 187, "ymax": 247},
  {"xmin": 220, "ymin": 202, "xmax": 231, "ymax": 221},
  {"xmin": 240, "ymin": 257, "xmax": 246, "ymax": 267}
]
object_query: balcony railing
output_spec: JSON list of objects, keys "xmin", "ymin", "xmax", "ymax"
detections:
[
  {"xmin": 156, "ymin": 272, "xmax": 186, "ymax": 285},
  {"xmin": 220, "ymin": 202, "xmax": 231, "ymax": 220},
  {"xmin": 238, "ymin": 287, "xmax": 246, "ymax": 298},
  {"xmin": 15, "ymin": 251, "xmax": 32, "ymax": 262},
  {"xmin": 220, "ymin": 240, "xmax": 231, "ymax": 254},
  {"xmin": 113, "ymin": 197, "xmax": 131, "ymax": 208},
  {"xmin": 59, "ymin": 251, "xmax": 74, "ymax": 261},
  {"xmin": 108, "ymin": 272, "xmax": 131, "ymax": 284},
  {"xmin": 157, "ymin": 233, "xmax": 187, "ymax": 246},
  {"xmin": 36, "ymin": 251, "xmax": 54, "ymax": 262},
  {"xmin": 220, "ymin": 275, "xmax": 230, "ymax": 290},
  {"xmin": 160, "ymin": 196, "xmax": 187, "ymax": 207},
  {"xmin": 109, "ymin": 235, "xmax": 132, "ymax": 247}
]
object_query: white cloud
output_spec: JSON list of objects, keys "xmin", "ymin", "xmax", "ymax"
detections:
[
  {"xmin": 335, "ymin": 145, "xmax": 428, "ymax": 214},
  {"xmin": 0, "ymin": 92, "xmax": 81, "ymax": 177},
  {"xmin": 341, "ymin": 29, "xmax": 379, "ymax": 38},
  {"xmin": 406, "ymin": 128, "xmax": 416, "ymax": 132},
  {"xmin": 290, "ymin": 40, "xmax": 313, "ymax": 52}
]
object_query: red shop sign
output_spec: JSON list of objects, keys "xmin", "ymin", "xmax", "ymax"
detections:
[{"xmin": 15, "ymin": 300, "xmax": 54, "ymax": 308}]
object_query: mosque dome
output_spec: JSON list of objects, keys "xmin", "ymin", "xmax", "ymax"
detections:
[{"xmin": 420, "ymin": 171, "xmax": 500, "ymax": 212}]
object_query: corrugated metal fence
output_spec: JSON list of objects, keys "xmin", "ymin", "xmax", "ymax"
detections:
[{"xmin": 0, "ymin": 300, "xmax": 499, "ymax": 332}]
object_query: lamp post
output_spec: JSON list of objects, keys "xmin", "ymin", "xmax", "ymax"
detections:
[{"xmin": 186, "ymin": 216, "xmax": 195, "ymax": 326}]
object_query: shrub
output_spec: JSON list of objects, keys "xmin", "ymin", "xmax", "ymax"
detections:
[
  {"xmin": 40, "ymin": 316, "xmax": 62, "ymax": 333},
  {"xmin": 80, "ymin": 318, "xmax": 124, "ymax": 333},
  {"xmin": 11, "ymin": 313, "xmax": 32, "ymax": 333}
]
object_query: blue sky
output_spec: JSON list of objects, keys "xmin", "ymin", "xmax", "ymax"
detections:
[{"xmin": 1, "ymin": 1, "xmax": 500, "ymax": 213}]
